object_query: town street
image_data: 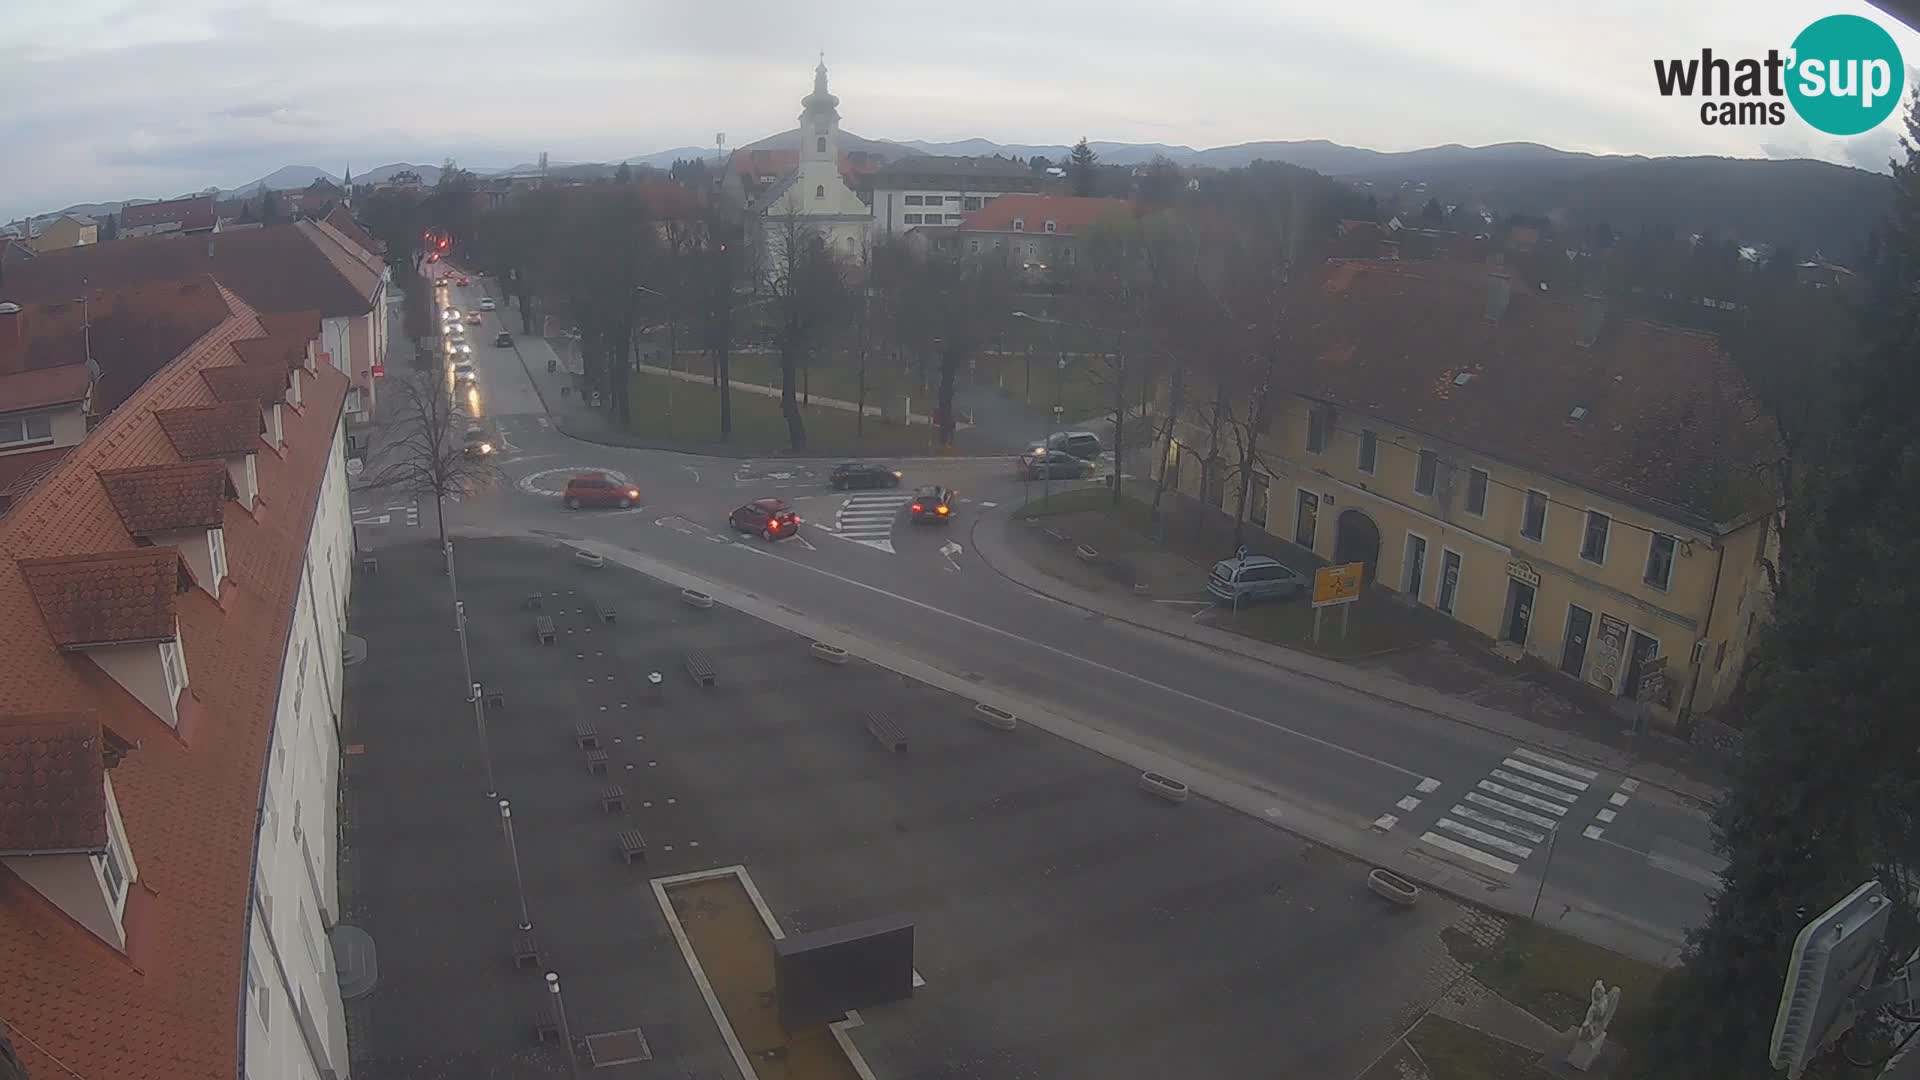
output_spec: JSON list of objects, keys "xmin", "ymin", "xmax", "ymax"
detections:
[{"xmin": 356, "ymin": 274, "xmax": 1725, "ymax": 966}]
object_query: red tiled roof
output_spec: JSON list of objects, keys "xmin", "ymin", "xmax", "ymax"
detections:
[
  {"xmin": 118, "ymin": 195, "xmax": 216, "ymax": 232},
  {"xmin": 3, "ymin": 225, "xmax": 378, "ymax": 319},
  {"xmin": 0, "ymin": 277, "xmax": 235, "ymax": 416},
  {"xmin": 255, "ymin": 309, "xmax": 321, "ymax": 344},
  {"xmin": 232, "ymin": 335, "xmax": 306, "ymax": 372},
  {"xmin": 1298, "ymin": 260, "xmax": 1780, "ymax": 525},
  {"xmin": 154, "ymin": 401, "xmax": 261, "ymax": 458},
  {"xmin": 19, "ymin": 548, "xmax": 188, "ymax": 647},
  {"xmin": 322, "ymin": 204, "xmax": 385, "ymax": 257},
  {"xmin": 0, "ymin": 363, "xmax": 90, "ymax": 412},
  {"xmin": 98, "ymin": 461, "xmax": 229, "ymax": 534},
  {"xmin": 958, "ymin": 193, "xmax": 1130, "ymax": 234},
  {"xmin": 298, "ymin": 219, "xmax": 384, "ymax": 306},
  {"xmin": 201, "ymin": 360, "xmax": 288, "ymax": 406},
  {"xmin": 0, "ymin": 714, "xmax": 107, "ymax": 854},
  {"xmin": 0, "ymin": 283, "xmax": 349, "ymax": 1078},
  {"xmin": 0, "ymin": 446, "xmax": 72, "ymax": 499}
]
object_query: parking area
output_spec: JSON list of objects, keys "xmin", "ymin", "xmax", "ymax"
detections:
[{"xmin": 341, "ymin": 536, "xmax": 1498, "ymax": 1079}]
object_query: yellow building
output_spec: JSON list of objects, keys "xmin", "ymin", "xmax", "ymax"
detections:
[
  {"xmin": 27, "ymin": 214, "xmax": 98, "ymax": 253},
  {"xmin": 1163, "ymin": 259, "xmax": 1781, "ymax": 729}
]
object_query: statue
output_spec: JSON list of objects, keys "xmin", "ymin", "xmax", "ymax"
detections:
[{"xmin": 1565, "ymin": 980, "xmax": 1621, "ymax": 1071}]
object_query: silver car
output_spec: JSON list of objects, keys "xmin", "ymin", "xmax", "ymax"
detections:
[{"xmin": 1206, "ymin": 555, "xmax": 1307, "ymax": 605}]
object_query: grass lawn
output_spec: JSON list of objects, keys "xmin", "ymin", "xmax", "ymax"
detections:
[
  {"xmin": 624, "ymin": 372, "xmax": 937, "ymax": 456},
  {"xmin": 1405, "ymin": 1016, "xmax": 1553, "ymax": 1080}
]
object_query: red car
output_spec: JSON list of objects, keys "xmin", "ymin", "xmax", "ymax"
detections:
[
  {"xmin": 562, "ymin": 472, "xmax": 639, "ymax": 510},
  {"xmin": 729, "ymin": 497, "xmax": 801, "ymax": 541},
  {"xmin": 457, "ymin": 275, "xmax": 470, "ymax": 286}
]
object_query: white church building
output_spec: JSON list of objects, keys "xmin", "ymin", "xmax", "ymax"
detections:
[{"xmin": 748, "ymin": 60, "xmax": 873, "ymax": 278}]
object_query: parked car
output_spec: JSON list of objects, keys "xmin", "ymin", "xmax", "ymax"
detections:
[
  {"xmin": 1015, "ymin": 449, "xmax": 1087, "ymax": 480},
  {"xmin": 1206, "ymin": 555, "xmax": 1308, "ymax": 605},
  {"xmin": 1043, "ymin": 430, "xmax": 1103, "ymax": 459},
  {"xmin": 452, "ymin": 361, "xmax": 477, "ymax": 385},
  {"xmin": 465, "ymin": 312, "xmax": 483, "ymax": 325},
  {"xmin": 908, "ymin": 485, "xmax": 955, "ymax": 523},
  {"xmin": 729, "ymin": 497, "xmax": 802, "ymax": 541},
  {"xmin": 829, "ymin": 461, "xmax": 902, "ymax": 490},
  {"xmin": 494, "ymin": 331, "xmax": 513, "ymax": 347},
  {"xmin": 479, "ymin": 297, "xmax": 496, "ymax": 311},
  {"xmin": 461, "ymin": 425, "xmax": 494, "ymax": 457},
  {"xmin": 563, "ymin": 472, "xmax": 639, "ymax": 510}
]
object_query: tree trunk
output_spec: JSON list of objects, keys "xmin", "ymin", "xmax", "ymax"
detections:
[
  {"xmin": 1196, "ymin": 386, "xmax": 1228, "ymax": 542},
  {"xmin": 1230, "ymin": 348, "xmax": 1280, "ymax": 551},
  {"xmin": 937, "ymin": 345, "xmax": 958, "ymax": 447},
  {"xmin": 1109, "ymin": 345, "xmax": 1125, "ymax": 507},
  {"xmin": 1148, "ymin": 362, "xmax": 1186, "ymax": 520},
  {"xmin": 779, "ymin": 324, "xmax": 806, "ymax": 450}
]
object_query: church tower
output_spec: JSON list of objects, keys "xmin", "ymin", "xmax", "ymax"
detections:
[{"xmin": 799, "ymin": 57, "xmax": 840, "ymax": 168}]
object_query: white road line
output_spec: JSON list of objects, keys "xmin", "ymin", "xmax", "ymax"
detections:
[
  {"xmin": 1465, "ymin": 791, "xmax": 1561, "ymax": 830},
  {"xmin": 1618, "ymin": 778, "xmax": 1641, "ymax": 793},
  {"xmin": 1500, "ymin": 757, "xmax": 1591, "ymax": 791},
  {"xmin": 1416, "ymin": 777, "xmax": 1442, "ymax": 794},
  {"xmin": 1583, "ymin": 825, "xmax": 1606, "ymax": 840},
  {"xmin": 1596, "ymin": 808, "xmax": 1617, "ymax": 823},
  {"xmin": 1435, "ymin": 817, "xmax": 1535, "ymax": 859},
  {"xmin": 1449, "ymin": 804, "xmax": 1546, "ymax": 844},
  {"xmin": 1511, "ymin": 747, "xmax": 1599, "ymax": 780},
  {"xmin": 1419, "ymin": 831, "xmax": 1519, "ymax": 875},
  {"xmin": 1609, "ymin": 792, "xmax": 1631, "ymax": 806},
  {"xmin": 1488, "ymin": 769, "xmax": 1580, "ymax": 803},
  {"xmin": 1477, "ymin": 781, "xmax": 1569, "ymax": 816},
  {"xmin": 1372, "ymin": 814, "xmax": 1399, "ymax": 831},
  {"xmin": 1395, "ymin": 796, "xmax": 1420, "ymax": 812},
  {"xmin": 1646, "ymin": 850, "xmax": 1723, "ymax": 888}
]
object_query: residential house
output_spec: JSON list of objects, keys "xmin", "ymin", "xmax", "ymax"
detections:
[
  {"xmin": 0, "ymin": 279, "xmax": 356, "ymax": 1079},
  {"xmin": 952, "ymin": 194, "xmax": 1130, "ymax": 275},
  {"xmin": 1, "ymin": 221, "xmax": 388, "ymax": 421},
  {"xmin": 117, "ymin": 195, "xmax": 218, "ymax": 239},
  {"xmin": 1162, "ymin": 260, "xmax": 1782, "ymax": 727},
  {"xmin": 26, "ymin": 215, "xmax": 98, "ymax": 253},
  {"xmin": 0, "ymin": 237, "xmax": 35, "ymax": 276},
  {"xmin": 869, "ymin": 156, "xmax": 1039, "ymax": 238}
]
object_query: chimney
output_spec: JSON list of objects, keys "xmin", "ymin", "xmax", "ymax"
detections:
[
  {"xmin": 1576, "ymin": 293, "xmax": 1607, "ymax": 348},
  {"xmin": 0, "ymin": 301, "xmax": 24, "ymax": 375},
  {"xmin": 1484, "ymin": 271, "xmax": 1512, "ymax": 322}
]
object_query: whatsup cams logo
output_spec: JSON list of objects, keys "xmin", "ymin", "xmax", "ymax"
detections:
[{"xmin": 1654, "ymin": 14, "xmax": 1903, "ymax": 135}]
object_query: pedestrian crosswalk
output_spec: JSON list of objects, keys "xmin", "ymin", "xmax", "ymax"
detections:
[
  {"xmin": 351, "ymin": 500, "xmax": 421, "ymax": 529},
  {"xmin": 1417, "ymin": 747, "xmax": 1598, "ymax": 877},
  {"xmin": 833, "ymin": 493, "xmax": 911, "ymax": 554}
]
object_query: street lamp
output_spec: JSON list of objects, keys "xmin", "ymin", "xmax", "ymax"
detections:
[
  {"xmin": 546, "ymin": 972, "xmax": 581, "ymax": 1078},
  {"xmin": 634, "ymin": 284, "xmax": 669, "ymax": 431},
  {"xmin": 1530, "ymin": 822, "xmax": 1561, "ymax": 922},
  {"xmin": 499, "ymin": 799, "xmax": 532, "ymax": 933}
]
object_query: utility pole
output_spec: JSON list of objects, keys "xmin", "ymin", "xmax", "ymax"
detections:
[
  {"xmin": 499, "ymin": 799, "xmax": 532, "ymax": 932},
  {"xmin": 547, "ymin": 972, "xmax": 581, "ymax": 1078}
]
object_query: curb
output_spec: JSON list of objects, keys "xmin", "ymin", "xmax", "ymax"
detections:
[
  {"xmin": 967, "ymin": 507, "xmax": 1722, "ymax": 806},
  {"xmin": 548, "ymin": 414, "xmax": 1019, "ymax": 462}
]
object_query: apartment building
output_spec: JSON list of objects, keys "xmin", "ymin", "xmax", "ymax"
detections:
[
  {"xmin": 869, "ymin": 155, "xmax": 1040, "ymax": 237},
  {"xmin": 1164, "ymin": 260, "xmax": 1781, "ymax": 727},
  {"xmin": 0, "ymin": 276, "xmax": 355, "ymax": 1079},
  {"xmin": 117, "ymin": 194, "xmax": 218, "ymax": 239},
  {"xmin": 951, "ymin": 194, "xmax": 1130, "ymax": 275}
]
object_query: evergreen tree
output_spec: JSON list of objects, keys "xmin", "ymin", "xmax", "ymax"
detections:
[
  {"xmin": 1640, "ymin": 92, "xmax": 1920, "ymax": 1078},
  {"xmin": 1421, "ymin": 197, "xmax": 1444, "ymax": 225},
  {"xmin": 614, "ymin": 162, "xmax": 633, "ymax": 184},
  {"xmin": 1070, "ymin": 138, "xmax": 1097, "ymax": 196}
]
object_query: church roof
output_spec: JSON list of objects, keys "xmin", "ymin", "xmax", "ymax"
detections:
[{"xmin": 749, "ymin": 174, "xmax": 801, "ymax": 215}]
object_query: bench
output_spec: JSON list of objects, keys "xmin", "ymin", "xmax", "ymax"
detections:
[
  {"xmin": 484, "ymin": 690, "xmax": 505, "ymax": 711},
  {"xmin": 534, "ymin": 615, "xmax": 556, "ymax": 645},
  {"xmin": 601, "ymin": 784, "xmax": 628, "ymax": 813},
  {"xmin": 573, "ymin": 718, "xmax": 599, "ymax": 749},
  {"xmin": 586, "ymin": 748, "xmax": 609, "ymax": 775},
  {"xmin": 526, "ymin": 591, "xmax": 544, "ymax": 610},
  {"xmin": 533, "ymin": 994, "xmax": 562, "ymax": 1044},
  {"xmin": 618, "ymin": 828, "xmax": 647, "ymax": 864},
  {"xmin": 593, "ymin": 596, "xmax": 616, "ymax": 623},
  {"xmin": 865, "ymin": 711, "xmax": 907, "ymax": 753},
  {"xmin": 683, "ymin": 651, "xmax": 716, "ymax": 688},
  {"xmin": 360, "ymin": 554, "xmax": 378, "ymax": 574},
  {"xmin": 512, "ymin": 929, "xmax": 541, "ymax": 969}
]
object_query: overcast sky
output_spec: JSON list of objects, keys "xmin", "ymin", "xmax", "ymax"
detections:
[{"xmin": 3, "ymin": 0, "xmax": 1916, "ymax": 221}]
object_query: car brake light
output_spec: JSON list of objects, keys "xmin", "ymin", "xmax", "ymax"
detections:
[
  {"xmin": 936, "ymin": 504, "xmax": 949, "ymax": 515},
  {"xmin": 911, "ymin": 503, "xmax": 923, "ymax": 513}
]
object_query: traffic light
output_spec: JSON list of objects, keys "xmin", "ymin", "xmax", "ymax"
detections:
[{"xmin": 1770, "ymin": 879, "xmax": 1891, "ymax": 1078}]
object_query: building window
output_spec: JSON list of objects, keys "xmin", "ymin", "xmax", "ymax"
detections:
[
  {"xmin": 1026, "ymin": 243, "xmax": 1035, "ymax": 258},
  {"xmin": 1580, "ymin": 510, "xmax": 1611, "ymax": 564},
  {"xmin": 249, "ymin": 957, "xmax": 270, "ymax": 1030},
  {"xmin": 946, "ymin": 214, "xmax": 964, "ymax": 223},
  {"xmin": 160, "ymin": 637, "xmax": 189, "ymax": 704},
  {"xmin": 904, "ymin": 214, "xmax": 922, "ymax": 225},
  {"xmin": 1645, "ymin": 533, "xmax": 1677, "ymax": 591},
  {"xmin": 100, "ymin": 846, "xmax": 126, "ymax": 904},
  {"xmin": 1713, "ymin": 640, "xmax": 1728, "ymax": 670},
  {"xmin": 1248, "ymin": 474, "xmax": 1269, "ymax": 527},
  {"xmin": 1012, "ymin": 218, "xmax": 1025, "ymax": 232},
  {"xmin": 1306, "ymin": 408, "xmax": 1328, "ymax": 453},
  {"xmin": 345, "ymin": 386, "xmax": 362, "ymax": 414},
  {"xmin": 0, "ymin": 413, "xmax": 54, "ymax": 447},
  {"xmin": 968, "ymin": 239, "xmax": 979, "ymax": 253},
  {"xmin": 904, "ymin": 195, "xmax": 923, "ymax": 206},
  {"xmin": 1437, "ymin": 549, "xmax": 1462, "ymax": 615},
  {"xmin": 1522, "ymin": 489, "xmax": 1548, "ymax": 541},
  {"xmin": 963, "ymin": 196, "xmax": 982, "ymax": 211},
  {"xmin": 1357, "ymin": 429, "xmax": 1377, "ymax": 474},
  {"xmin": 944, "ymin": 195, "xmax": 960, "ymax": 203},
  {"xmin": 816, "ymin": 136, "xmax": 826, "ymax": 153},
  {"xmin": 1045, "ymin": 220, "xmax": 1057, "ymax": 233},
  {"xmin": 1466, "ymin": 468, "xmax": 1488, "ymax": 515},
  {"xmin": 815, "ymin": 184, "xmax": 825, "ymax": 198},
  {"xmin": 1414, "ymin": 449, "xmax": 1439, "ymax": 495},
  {"xmin": 1294, "ymin": 490, "xmax": 1319, "ymax": 549}
]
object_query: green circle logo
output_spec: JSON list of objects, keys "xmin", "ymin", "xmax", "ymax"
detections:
[{"xmin": 1786, "ymin": 14, "xmax": 1904, "ymax": 136}]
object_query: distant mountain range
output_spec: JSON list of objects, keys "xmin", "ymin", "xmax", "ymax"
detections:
[{"xmin": 37, "ymin": 136, "xmax": 1893, "ymax": 263}]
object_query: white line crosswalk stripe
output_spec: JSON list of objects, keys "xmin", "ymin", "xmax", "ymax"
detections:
[
  {"xmin": 1512, "ymin": 747, "xmax": 1599, "ymax": 780},
  {"xmin": 1488, "ymin": 769, "xmax": 1580, "ymax": 803},
  {"xmin": 1435, "ymin": 817, "xmax": 1535, "ymax": 859},
  {"xmin": 1500, "ymin": 757, "xmax": 1590, "ymax": 791},
  {"xmin": 833, "ymin": 494, "xmax": 911, "ymax": 553},
  {"xmin": 1416, "ymin": 746, "xmax": 1599, "ymax": 878},
  {"xmin": 1449, "ymin": 804, "xmax": 1546, "ymax": 844},
  {"xmin": 1477, "ymin": 780, "xmax": 1570, "ymax": 816},
  {"xmin": 1418, "ymin": 831, "xmax": 1519, "ymax": 875},
  {"xmin": 1464, "ymin": 791, "xmax": 1561, "ymax": 831}
]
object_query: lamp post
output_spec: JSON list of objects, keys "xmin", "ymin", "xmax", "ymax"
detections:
[
  {"xmin": 499, "ymin": 799, "xmax": 532, "ymax": 932},
  {"xmin": 472, "ymin": 681, "xmax": 497, "ymax": 799},
  {"xmin": 546, "ymin": 972, "xmax": 581, "ymax": 1078},
  {"xmin": 1530, "ymin": 822, "xmax": 1560, "ymax": 922},
  {"xmin": 634, "ymin": 284, "xmax": 668, "ymax": 429}
]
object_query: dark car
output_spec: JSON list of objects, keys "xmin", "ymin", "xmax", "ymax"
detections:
[
  {"xmin": 494, "ymin": 331, "xmax": 513, "ymax": 347},
  {"xmin": 829, "ymin": 461, "xmax": 902, "ymax": 490},
  {"xmin": 730, "ymin": 497, "xmax": 802, "ymax": 541},
  {"xmin": 909, "ymin": 485, "xmax": 955, "ymax": 523},
  {"xmin": 563, "ymin": 472, "xmax": 639, "ymax": 510},
  {"xmin": 1044, "ymin": 430, "xmax": 1103, "ymax": 459},
  {"xmin": 1015, "ymin": 449, "xmax": 1087, "ymax": 480},
  {"xmin": 461, "ymin": 425, "xmax": 494, "ymax": 458}
]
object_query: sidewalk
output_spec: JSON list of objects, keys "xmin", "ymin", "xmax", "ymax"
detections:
[
  {"xmin": 633, "ymin": 363, "xmax": 966, "ymax": 429},
  {"xmin": 968, "ymin": 501, "xmax": 1724, "ymax": 805}
]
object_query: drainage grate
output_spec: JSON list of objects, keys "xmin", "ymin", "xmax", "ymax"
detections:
[{"xmin": 585, "ymin": 1027, "xmax": 652, "ymax": 1066}]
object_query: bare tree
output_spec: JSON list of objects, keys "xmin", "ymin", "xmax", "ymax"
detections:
[
  {"xmin": 363, "ymin": 372, "xmax": 503, "ymax": 550},
  {"xmin": 765, "ymin": 199, "xmax": 849, "ymax": 449}
]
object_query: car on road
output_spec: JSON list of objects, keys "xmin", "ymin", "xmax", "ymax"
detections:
[
  {"xmin": 829, "ymin": 461, "xmax": 902, "ymax": 490},
  {"xmin": 461, "ymin": 425, "xmax": 494, "ymax": 457},
  {"xmin": 563, "ymin": 472, "xmax": 639, "ymax": 510},
  {"xmin": 1043, "ymin": 430, "xmax": 1103, "ymax": 459},
  {"xmin": 494, "ymin": 331, "xmax": 513, "ymax": 347},
  {"xmin": 729, "ymin": 497, "xmax": 802, "ymax": 541},
  {"xmin": 908, "ymin": 485, "xmax": 955, "ymax": 523},
  {"xmin": 442, "ymin": 308, "xmax": 461, "ymax": 322},
  {"xmin": 1206, "ymin": 555, "xmax": 1308, "ymax": 605},
  {"xmin": 479, "ymin": 297, "xmax": 496, "ymax": 311},
  {"xmin": 457, "ymin": 275, "xmax": 470, "ymax": 286},
  {"xmin": 451, "ymin": 361, "xmax": 476, "ymax": 385},
  {"xmin": 465, "ymin": 312, "xmax": 483, "ymax": 325},
  {"xmin": 1015, "ymin": 449, "xmax": 1088, "ymax": 480}
]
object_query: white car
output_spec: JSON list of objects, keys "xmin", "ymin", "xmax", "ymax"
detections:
[
  {"xmin": 452, "ymin": 362, "xmax": 477, "ymax": 385},
  {"xmin": 478, "ymin": 297, "xmax": 496, "ymax": 311},
  {"xmin": 443, "ymin": 309, "xmax": 462, "ymax": 322}
]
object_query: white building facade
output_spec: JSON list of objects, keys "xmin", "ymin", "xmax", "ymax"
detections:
[
  {"xmin": 752, "ymin": 61, "xmax": 873, "ymax": 277},
  {"xmin": 869, "ymin": 156, "xmax": 1040, "ymax": 239}
]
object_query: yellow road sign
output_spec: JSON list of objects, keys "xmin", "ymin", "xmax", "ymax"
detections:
[{"xmin": 1313, "ymin": 562, "xmax": 1364, "ymax": 608}]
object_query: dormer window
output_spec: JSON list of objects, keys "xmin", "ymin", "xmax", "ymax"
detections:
[
  {"xmin": 98, "ymin": 461, "xmax": 232, "ymax": 597},
  {"xmin": 287, "ymin": 368, "xmax": 303, "ymax": 408},
  {"xmin": 1012, "ymin": 218, "xmax": 1025, "ymax": 232},
  {"xmin": 268, "ymin": 401, "xmax": 284, "ymax": 446},
  {"xmin": 0, "ymin": 715, "xmax": 142, "ymax": 951},
  {"xmin": 19, "ymin": 549, "xmax": 195, "ymax": 728},
  {"xmin": 160, "ymin": 637, "xmax": 189, "ymax": 704},
  {"xmin": 1045, "ymin": 220, "xmax": 1057, "ymax": 234}
]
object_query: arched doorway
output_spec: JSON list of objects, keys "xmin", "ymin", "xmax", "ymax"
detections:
[{"xmin": 1334, "ymin": 509, "xmax": 1382, "ymax": 582}]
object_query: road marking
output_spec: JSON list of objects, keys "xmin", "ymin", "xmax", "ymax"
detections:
[
  {"xmin": 834, "ymin": 493, "xmax": 911, "ymax": 554},
  {"xmin": 353, "ymin": 514, "xmax": 391, "ymax": 526},
  {"xmin": 1583, "ymin": 825, "xmax": 1606, "ymax": 840},
  {"xmin": 1449, "ymin": 804, "xmax": 1546, "ymax": 844},
  {"xmin": 1511, "ymin": 747, "xmax": 1599, "ymax": 780},
  {"xmin": 1609, "ymin": 792, "xmax": 1631, "ymax": 807},
  {"xmin": 1488, "ymin": 769, "xmax": 1580, "ymax": 803},
  {"xmin": 1596, "ymin": 808, "xmax": 1617, "ymax": 824},
  {"xmin": 1647, "ymin": 849, "xmax": 1723, "ymax": 888},
  {"xmin": 1499, "ymin": 757, "xmax": 1591, "ymax": 791},
  {"xmin": 1618, "ymin": 777, "xmax": 1641, "ymax": 793},
  {"xmin": 1418, "ymin": 831, "xmax": 1519, "ymax": 875},
  {"xmin": 1415, "ymin": 777, "xmax": 1441, "ymax": 794},
  {"xmin": 977, "ymin": 501, "xmax": 998, "ymax": 508},
  {"xmin": 1476, "ymin": 781, "xmax": 1569, "ymax": 816},
  {"xmin": 1395, "ymin": 795, "xmax": 1420, "ymax": 812},
  {"xmin": 792, "ymin": 534, "xmax": 817, "ymax": 551},
  {"xmin": 714, "ymin": 538, "xmax": 1425, "ymax": 781},
  {"xmin": 1464, "ymin": 791, "xmax": 1561, "ymax": 830},
  {"xmin": 1372, "ymin": 814, "xmax": 1399, "ymax": 831},
  {"xmin": 1435, "ymin": 817, "xmax": 1534, "ymax": 859}
]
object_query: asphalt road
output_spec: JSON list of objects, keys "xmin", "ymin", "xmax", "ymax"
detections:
[{"xmin": 353, "ymin": 272, "xmax": 1723, "ymax": 965}]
